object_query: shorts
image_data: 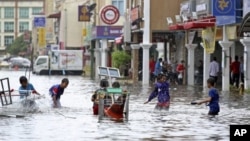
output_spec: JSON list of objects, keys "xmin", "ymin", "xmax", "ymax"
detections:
[
  {"xmin": 155, "ymin": 102, "xmax": 170, "ymax": 110},
  {"xmin": 208, "ymin": 111, "xmax": 219, "ymax": 116},
  {"xmin": 209, "ymin": 76, "xmax": 218, "ymax": 83}
]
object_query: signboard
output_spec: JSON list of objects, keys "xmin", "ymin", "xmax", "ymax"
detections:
[
  {"xmin": 130, "ymin": 7, "xmax": 139, "ymax": 22},
  {"xmin": 213, "ymin": 0, "xmax": 242, "ymax": 26},
  {"xmin": 34, "ymin": 17, "xmax": 46, "ymax": 27},
  {"xmin": 23, "ymin": 30, "xmax": 31, "ymax": 43},
  {"xmin": 202, "ymin": 27, "xmax": 216, "ymax": 54},
  {"xmin": 212, "ymin": 0, "xmax": 235, "ymax": 16},
  {"xmin": 100, "ymin": 5, "xmax": 120, "ymax": 25},
  {"xmin": 98, "ymin": 67, "xmax": 109, "ymax": 76},
  {"xmin": 98, "ymin": 67, "xmax": 120, "ymax": 78},
  {"xmin": 38, "ymin": 28, "xmax": 46, "ymax": 47},
  {"xmin": 92, "ymin": 26, "xmax": 123, "ymax": 39},
  {"xmin": 108, "ymin": 68, "xmax": 120, "ymax": 78},
  {"xmin": 78, "ymin": 5, "xmax": 90, "ymax": 22}
]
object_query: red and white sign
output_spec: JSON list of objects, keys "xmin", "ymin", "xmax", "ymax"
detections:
[{"xmin": 100, "ymin": 5, "xmax": 120, "ymax": 25}]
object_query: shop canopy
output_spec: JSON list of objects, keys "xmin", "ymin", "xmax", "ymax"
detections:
[
  {"xmin": 47, "ymin": 12, "xmax": 61, "ymax": 18},
  {"xmin": 169, "ymin": 16, "xmax": 215, "ymax": 31}
]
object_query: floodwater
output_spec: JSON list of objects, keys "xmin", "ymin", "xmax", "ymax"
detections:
[{"xmin": 1, "ymin": 70, "xmax": 250, "ymax": 141}]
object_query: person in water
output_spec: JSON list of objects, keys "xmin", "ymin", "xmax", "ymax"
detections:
[
  {"xmin": 49, "ymin": 78, "xmax": 69, "ymax": 108},
  {"xmin": 19, "ymin": 76, "xmax": 40, "ymax": 108},
  {"xmin": 91, "ymin": 79, "xmax": 110, "ymax": 115},
  {"xmin": 144, "ymin": 74, "xmax": 170, "ymax": 110},
  {"xmin": 197, "ymin": 78, "xmax": 220, "ymax": 116}
]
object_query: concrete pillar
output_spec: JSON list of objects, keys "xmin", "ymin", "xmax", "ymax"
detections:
[
  {"xmin": 185, "ymin": 44, "xmax": 197, "ymax": 85},
  {"xmin": 156, "ymin": 42, "xmax": 164, "ymax": 60},
  {"xmin": 230, "ymin": 42, "xmax": 235, "ymax": 59},
  {"xmin": 94, "ymin": 48, "xmax": 100, "ymax": 79},
  {"xmin": 240, "ymin": 37, "xmax": 250, "ymax": 89},
  {"xmin": 141, "ymin": 0, "xmax": 151, "ymax": 85},
  {"xmin": 131, "ymin": 44, "xmax": 140, "ymax": 83},
  {"xmin": 219, "ymin": 26, "xmax": 233, "ymax": 91},
  {"xmin": 100, "ymin": 39, "xmax": 108, "ymax": 67},
  {"xmin": 141, "ymin": 44, "xmax": 151, "ymax": 85},
  {"xmin": 201, "ymin": 43, "xmax": 211, "ymax": 89},
  {"xmin": 166, "ymin": 42, "xmax": 170, "ymax": 63}
]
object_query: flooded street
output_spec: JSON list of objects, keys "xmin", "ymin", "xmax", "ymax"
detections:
[{"xmin": 1, "ymin": 70, "xmax": 250, "ymax": 141}]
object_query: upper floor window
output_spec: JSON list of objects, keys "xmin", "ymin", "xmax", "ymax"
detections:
[
  {"xmin": 4, "ymin": 36, "xmax": 14, "ymax": 47},
  {"xmin": 32, "ymin": 7, "xmax": 43, "ymax": 15},
  {"xmin": 19, "ymin": 22, "xmax": 29, "ymax": 32},
  {"xmin": 4, "ymin": 7, "xmax": 14, "ymax": 19},
  {"xmin": 19, "ymin": 7, "xmax": 29, "ymax": 19},
  {"xmin": 4, "ymin": 22, "xmax": 14, "ymax": 33},
  {"xmin": 112, "ymin": 0, "xmax": 124, "ymax": 15}
]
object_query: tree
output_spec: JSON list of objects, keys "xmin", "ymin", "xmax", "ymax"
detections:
[
  {"xmin": 111, "ymin": 49, "xmax": 131, "ymax": 68},
  {"xmin": 6, "ymin": 35, "xmax": 29, "ymax": 55}
]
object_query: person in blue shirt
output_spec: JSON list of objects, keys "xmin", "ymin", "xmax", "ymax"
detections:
[
  {"xmin": 49, "ymin": 78, "xmax": 69, "ymax": 108},
  {"xmin": 197, "ymin": 78, "xmax": 220, "ymax": 116},
  {"xmin": 144, "ymin": 74, "xmax": 170, "ymax": 110},
  {"xmin": 19, "ymin": 76, "xmax": 40, "ymax": 99},
  {"xmin": 153, "ymin": 58, "xmax": 163, "ymax": 81}
]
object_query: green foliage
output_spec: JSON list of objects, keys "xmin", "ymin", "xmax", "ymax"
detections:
[
  {"xmin": 111, "ymin": 49, "xmax": 131, "ymax": 68},
  {"xmin": 6, "ymin": 35, "xmax": 29, "ymax": 55}
]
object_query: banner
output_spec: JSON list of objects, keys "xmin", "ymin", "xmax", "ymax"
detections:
[
  {"xmin": 38, "ymin": 28, "xmax": 46, "ymax": 47},
  {"xmin": 78, "ymin": 5, "xmax": 90, "ymax": 22},
  {"xmin": 202, "ymin": 27, "xmax": 217, "ymax": 54}
]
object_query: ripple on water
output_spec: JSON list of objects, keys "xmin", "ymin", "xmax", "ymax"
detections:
[{"xmin": 1, "ymin": 71, "xmax": 250, "ymax": 140}]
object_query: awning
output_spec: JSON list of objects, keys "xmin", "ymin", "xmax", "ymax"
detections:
[
  {"xmin": 115, "ymin": 36, "xmax": 123, "ymax": 44},
  {"xmin": 183, "ymin": 16, "xmax": 216, "ymax": 30},
  {"xmin": 47, "ymin": 12, "xmax": 61, "ymax": 18},
  {"xmin": 169, "ymin": 24, "xmax": 184, "ymax": 30}
]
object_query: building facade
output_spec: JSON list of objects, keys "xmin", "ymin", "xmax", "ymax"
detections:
[{"xmin": 0, "ymin": 0, "xmax": 44, "ymax": 51}]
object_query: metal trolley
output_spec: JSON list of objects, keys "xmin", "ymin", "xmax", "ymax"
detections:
[
  {"xmin": 0, "ymin": 78, "xmax": 12, "ymax": 106},
  {"xmin": 97, "ymin": 67, "xmax": 130, "ymax": 122}
]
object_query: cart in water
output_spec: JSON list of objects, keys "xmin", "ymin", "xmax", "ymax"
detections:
[{"xmin": 97, "ymin": 67, "xmax": 130, "ymax": 122}]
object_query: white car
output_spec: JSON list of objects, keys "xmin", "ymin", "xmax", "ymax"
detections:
[{"xmin": 9, "ymin": 57, "xmax": 31, "ymax": 68}]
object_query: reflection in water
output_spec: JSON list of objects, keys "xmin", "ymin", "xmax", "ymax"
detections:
[{"xmin": 0, "ymin": 71, "xmax": 250, "ymax": 141}]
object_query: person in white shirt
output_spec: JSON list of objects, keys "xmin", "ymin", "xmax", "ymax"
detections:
[{"xmin": 209, "ymin": 57, "xmax": 219, "ymax": 85}]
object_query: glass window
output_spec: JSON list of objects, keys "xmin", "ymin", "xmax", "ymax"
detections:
[
  {"xmin": 4, "ymin": 7, "xmax": 14, "ymax": 19},
  {"xmin": 112, "ymin": 0, "xmax": 124, "ymax": 15},
  {"xmin": 19, "ymin": 22, "xmax": 29, "ymax": 32},
  {"xmin": 4, "ymin": 22, "xmax": 14, "ymax": 33},
  {"xmin": 19, "ymin": 7, "xmax": 29, "ymax": 19},
  {"xmin": 36, "ymin": 58, "xmax": 47, "ymax": 65},
  {"xmin": 32, "ymin": 7, "xmax": 43, "ymax": 15},
  {"xmin": 4, "ymin": 36, "xmax": 14, "ymax": 47}
]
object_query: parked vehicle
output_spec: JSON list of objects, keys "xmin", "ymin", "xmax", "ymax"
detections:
[
  {"xmin": 33, "ymin": 50, "xmax": 83, "ymax": 75},
  {"xmin": 9, "ymin": 57, "xmax": 31, "ymax": 68}
]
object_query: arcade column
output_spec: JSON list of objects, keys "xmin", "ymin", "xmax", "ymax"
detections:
[
  {"xmin": 201, "ymin": 43, "xmax": 211, "ymax": 89},
  {"xmin": 185, "ymin": 44, "xmax": 197, "ymax": 85},
  {"xmin": 131, "ymin": 44, "xmax": 140, "ymax": 83},
  {"xmin": 140, "ymin": 44, "xmax": 151, "ymax": 85},
  {"xmin": 240, "ymin": 37, "xmax": 250, "ymax": 89},
  {"xmin": 100, "ymin": 39, "xmax": 108, "ymax": 67},
  {"xmin": 94, "ymin": 47, "xmax": 100, "ymax": 80},
  {"xmin": 156, "ymin": 42, "xmax": 164, "ymax": 60},
  {"xmin": 219, "ymin": 30, "xmax": 233, "ymax": 91}
]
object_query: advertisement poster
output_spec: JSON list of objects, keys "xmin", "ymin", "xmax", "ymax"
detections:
[{"xmin": 202, "ymin": 27, "xmax": 217, "ymax": 54}]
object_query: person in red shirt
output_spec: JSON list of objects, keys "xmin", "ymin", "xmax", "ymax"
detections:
[
  {"xmin": 231, "ymin": 56, "xmax": 240, "ymax": 88},
  {"xmin": 149, "ymin": 57, "xmax": 156, "ymax": 82},
  {"xmin": 176, "ymin": 60, "xmax": 185, "ymax": 85}
]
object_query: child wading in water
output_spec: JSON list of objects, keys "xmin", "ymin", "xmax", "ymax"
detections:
[
  {"xmin": 197, "ymin": 78, "xmax": 220, "ymax": 116},
  {"xmin": 144, "ymin": 74, "xmax": 170, "ymax": 110},
  {"xmin": 91, "ymin": 79, "xmax": 110, "ymax": 115}
]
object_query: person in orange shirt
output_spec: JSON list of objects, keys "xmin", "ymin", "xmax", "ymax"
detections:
[{"xmin": 231, "ymin": 56, "xmax": 240, "ymax": 88}]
